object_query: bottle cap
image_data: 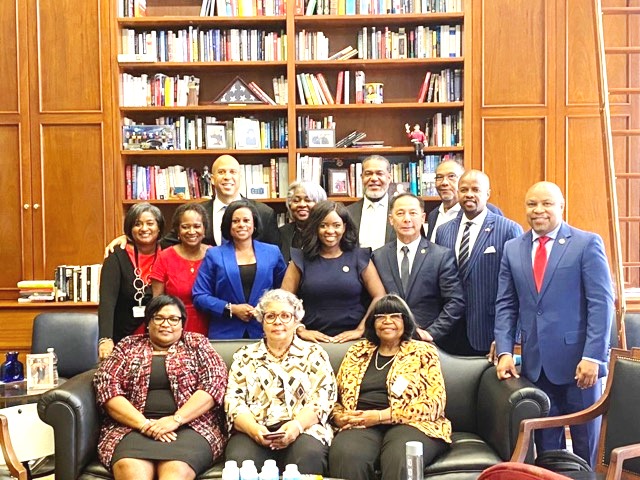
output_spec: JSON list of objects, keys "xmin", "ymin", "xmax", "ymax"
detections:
[
  {"xmin": 263, "ymin": 459, "xmax": 277, "ymax": 468},
  {"xmin": 406, "ymin": 441, "xmax": 423, "ymax": 455},
  {"xmin": 224, "ymin": 460, "xmax": 238, "ymax": 469},
  {"xmin": 284, "ymin": 464, "xmax": 299, "ymax": 472},
  {"xmin": 242, "ymin": 460, "xmax": 255, "ymax": 469},
  {"xmin": 47, "ymin": 347, "xmax": 54, "ymax": 352}
]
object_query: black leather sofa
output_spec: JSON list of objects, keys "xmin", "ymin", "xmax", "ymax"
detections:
[{"xmin": 38, "ymin": 340, "xmax": 549, "ymax": 480}]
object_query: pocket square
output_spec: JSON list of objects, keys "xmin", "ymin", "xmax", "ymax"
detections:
[{"xmin": 483, "ymin": 246, "xmax": 497, "ymax": 254}]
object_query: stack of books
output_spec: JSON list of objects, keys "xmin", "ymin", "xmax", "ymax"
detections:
[{"xmin": 17, "ymin": 280, "xmax": 56, "ymax": 303}]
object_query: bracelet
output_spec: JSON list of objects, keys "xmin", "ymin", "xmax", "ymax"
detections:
[
  {"xmin": 98, "ymin": 337, "xmax": 112, "ymax": 345},
  {"xmin": 225, "ymin": 303, "xmax": 233, "ymax": 319},
  {"xmin": 293, "ymin": 419, "xmax": 304, "ymax": 435},
  {"xmin": 377, "ymin": 411, "xmax": 383, "ymax": 424},
  {"xmin": 140, "ymin": 418, "xmax": 150, "ymax": 432}
]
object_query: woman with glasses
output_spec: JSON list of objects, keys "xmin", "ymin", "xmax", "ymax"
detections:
[
  {"xmin": 192, "ymin": 199, "xmax": 286, "ymax": 339},
  {"xmin": 279, "ymin": 181, "xmax": 327, "ymax": 262},
  {"xmin": 329, "ymin": 294, "xmax": 451, "ymax": 480},
  {"xmin": 224, "ymin": 289, "xmax": 337, "ymax": 475},
  {"xmin": 94, "ymin": 295, "xmax": 228, "ymax": 480}
]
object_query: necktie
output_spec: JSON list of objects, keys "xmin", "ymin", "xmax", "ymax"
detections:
[
  {"xmin": 400, "ymin": 246, "xmax": 410, "ymax": 293},
  {"xmin": 458, "ymin": 221, "xmax": 472, "ymax": 277},
  {"xmin": 534, "ymin": 236, "xmax": 550, "ymax": 292}
]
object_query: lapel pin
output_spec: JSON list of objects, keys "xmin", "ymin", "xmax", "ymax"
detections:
[
  {"xmin": 558, "ymin": 238, "xmax": 566, "ymax": 245},
  {"xmin": 420, "ymin": 249, "xmax": 426, "ymax": 254},
  {"xmin": 485, "ymin": 227, "xmax": 491, "ymax": 232},
  {"xmin": 342, "ymin": 266, "xmax": 350, "ymax": 273}
]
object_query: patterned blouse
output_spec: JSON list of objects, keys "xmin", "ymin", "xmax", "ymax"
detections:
[
  {"xmin": 94, "ymin": 332, "xmax": 228, "ymax": 467},
  {"xmin": 333, "ymin": 339, "xmax": 452, "ymax": 443},
  {"xmin": 225, "ymin": 336, "xmax": 337, "ymax": 445}
]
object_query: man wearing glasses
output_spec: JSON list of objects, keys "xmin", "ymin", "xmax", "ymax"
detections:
[
  {"xmin": 347, "ymin": 155, "xmax": 395, "ymax": 250},
  {"xmin": 425, "ymin": 160, "xmax": 503, "ymax": 241}
]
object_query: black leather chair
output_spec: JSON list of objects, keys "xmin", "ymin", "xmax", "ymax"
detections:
[
  {"xmin": 31, "ymin": 312, "xmax": 99, "ymax": 379},
  {"xmin": 510, "ymin": 347, "xmax": 640, "ymax": 480},
  {"xmin": 38, "ymin": 340, "xmax": 550, "ymax": 480},
  {"xmin": 624, "ymin": 313, "xmax": 640, "ymax": 348}
]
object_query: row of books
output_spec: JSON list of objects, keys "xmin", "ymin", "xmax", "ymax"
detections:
[
  {"xmin": 120, "ymin": 74, "xmax": 200, "ymax": 107},
  {"xmin": 296, "ymin": 72, "xmax": 335, "ymax": 105},
  {"xmin": 416, "ymin": 68, "xmax": 463, "ymax": 103},
  {"xmin": 298, "ymin": 0, "xmax": 461, "ymax": 15},
  {"xmin": 200, "ymin": 0, "xmax": 286, "ymax": 17},
  {"xmin": 54, "ymin": 265, "xmax": 102, "ymax": 303},
  {"xmin": 126, "ymin": 159, "xmax": 291, "ymax": 200},
  {"xmin": 17, "ymin": 280, "xmax": 56, "ymax": 303},
  {"xmin": 118, "ymin": 0, "xmax": 146, "ymax": 17},
  {"xmin": 357, "ymin": 25, "xmax": 462, "ymax": 60},
  {"xmin": 119, "ymin": 28, "xmax": 287, "ymax": 63},
  {"xmin": 296, "ymin": 152, "xmax": 462, "ymax": 197},
  {"xmin": 298, "ymin": 70, "xmax": 380, "ymax": 105},
  {"xmin": 425, "ymin": 111, "xmax": 463, "ymax": 147},
  {"xmin": 296, "ymin": 115, "xmax": 337, "ymax": 147}
]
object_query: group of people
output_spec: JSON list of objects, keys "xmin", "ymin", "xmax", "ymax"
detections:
[{"xmin": 95, "ymin": 152, "xmax": 614, "ymax": 478}]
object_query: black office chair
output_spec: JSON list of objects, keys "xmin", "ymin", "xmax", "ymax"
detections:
[
  {"xmin": 31, "ymin": 312, "xmax": 99, "ymax": 380},
  {"xmin": 624, "ymin": 313, "xmax": 640, "ymax": 349}
]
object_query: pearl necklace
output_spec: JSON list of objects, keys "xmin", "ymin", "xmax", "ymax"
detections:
[{"xmin": 375, "ymin": 349, "xmax": 397, "ymax": 371}]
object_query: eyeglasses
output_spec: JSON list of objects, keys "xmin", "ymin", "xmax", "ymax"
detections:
[
  {"xmin": 435, "ymin": 173, "xmax": 459, "ymax": 183},
  {"xmin": 374, "ymin": 313, "xmax": 403, "ymax": 322},
  {"xmin": 151, "ymin": 316, "xmax": 182, "ymax": 326},
  {"xmin": 263, "ymin": 311, "xmax": 295, "ymax": 324}
]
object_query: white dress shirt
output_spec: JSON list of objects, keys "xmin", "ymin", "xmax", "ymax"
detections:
[
  {"xmin": 455, "ymin": 208, "xmax": 488, "ymax": 260},
  {"xmin": 396, "ymin": 236, "xmax": 422, "ymax": 276},
  {"xmin": 429, "ymin": 203, "xmax": 461, "ymax": 242},
  {"xmin": 212, "ymin": 195, "xmax": 241, "ymax": 245},
  {"xmin": 359, "ymin": 194, "xmax": 389, "ymax": 250}
]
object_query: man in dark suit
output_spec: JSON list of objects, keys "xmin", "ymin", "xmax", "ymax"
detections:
[
  {"xmin": 346, "ymin": 155, "xmax": 395, "ymax": 250},
  {"xmin": 494, "ymin": 181, "xmax": 614, "ymax": 467},
  {"xmin": 426, "ymin": 160, "xmax": 503, "ymax": 241},
  {"xmin": 435, "ymin": 170, "xmax": 523, "ymax": 355},
  {"xmin": 372, "ymin": 192, "xmax": 464, "ymax": 349}
]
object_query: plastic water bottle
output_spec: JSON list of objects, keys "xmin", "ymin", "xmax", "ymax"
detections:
[
  {"xmin": 222, "ymin": 460, "xmax": 240, "ymax": 480},
  {"xmin": 240, "ymin": 459, "xmax": 258, "ymax": 480},
  {"xmin": 282, "ymin": 464, "xmax": 301, "ymax": 480},
  {"xmin": 406, "ymin": 441, "xmax": 424, "ymax": 480},
  {"xmin": 259, "ymin": 459, "xmax": 279, "ymax": 480},
  {"xmin": 47, "ymin": 347, "xmax": 59, "ymax": 386}
]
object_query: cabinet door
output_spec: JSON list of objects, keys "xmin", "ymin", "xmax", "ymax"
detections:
[
  {"xmin": 27, "ymin": 0, "xmax": 116, "ymax": 277},
  {"xmin": 0, "ymin": 0, "xmax": 34, "ymax": 297}
]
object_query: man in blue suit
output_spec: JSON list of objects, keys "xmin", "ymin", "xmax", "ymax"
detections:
[
  {"xmin": 435, "ymin": 170, "xmax": 523, "ymax": 355},
  {"xmin": 494, "ymin": 181, "xmax": 614, "ymax": 467},
  {"xmin": 372, "ymin": 193, "xmax": 465, "ymax": 349}
]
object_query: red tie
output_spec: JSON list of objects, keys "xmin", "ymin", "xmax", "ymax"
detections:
[{"xmin": 534, "ymin": 236, "xmax": 550, "ymax": 292}]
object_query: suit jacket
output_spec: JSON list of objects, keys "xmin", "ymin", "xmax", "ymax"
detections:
[
  {"xmin": 161, "ymin": 198, "xmax": 280, "ymax": 247},
  {"xmin": 435, "ymin": 211, "xmax": 523, "ymax": 351},
  {"xmin": 371, "ymin": 237, "xmax": 465, "ymax": 342},
  {"xmin": 347, "ymin": 198, "xmax": 395, "ymax": 246},
  {"xmin": 494, "ymin": 223, "xmax": 614, "ymax": 385},
  {"xmin": 426, "ymin": 202, "xmax": 503, "ymax": 241},
  {"xmin": 278, "ymin": 222, "xmax": 300, "ymax": 263},
  {"xmin": 192, "ymin": 240, "xmax": 286, "ymax": 339}
]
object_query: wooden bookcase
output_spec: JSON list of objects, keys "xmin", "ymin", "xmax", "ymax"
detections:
[{"xmin": 111, "ymin": 0, "xmax": 469, "ymax": 223}]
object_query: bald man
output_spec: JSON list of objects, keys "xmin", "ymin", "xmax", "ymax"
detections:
[
  {"xmin": 435, "ymin": 170, "xmax": 522, "ymax": 355},
  {"xmin": 494, "ymin": 181, "xmax": 613, "ymax": 467}
]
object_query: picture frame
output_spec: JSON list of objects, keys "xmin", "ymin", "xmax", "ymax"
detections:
[
  {"xmin": 205, "ymin": 123, "xmax": 227, "ymax": 149},
  {"xmin": 26, "ymin": 353, "xmax": 55, "ymax": 390},
  {"xmin": 328, "ymin": 168, "xmax": 349, "ymax": 196},
  {"xmin": 307, "ymin": 128, "xmax": 335, "ymax": 148},
  {"xmin": 234, "ymin": 117, "xmax": 261, "ymax": 150}
]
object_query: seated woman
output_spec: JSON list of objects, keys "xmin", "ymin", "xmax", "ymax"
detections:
[
  {"xmin": 279, "ymin": 181, "xmax": 327, "ymax": 262},
  {"xmin": 94, "ymin": 295, "xmax": 228, "ymax": 480},
  {"xmin": 329, "ymin": 294, "xmax": 451, "ymax": 480},
  {"xmin": 282, "ymin": 200, "xmax": 385, "ymax": 343},
  {"xmin": 224, "ymin": 289, "xmax": 337, "ymax": 475},
  {"xmin": 192, "ymin": 199, "xmax": 287, "ymax": 339}
]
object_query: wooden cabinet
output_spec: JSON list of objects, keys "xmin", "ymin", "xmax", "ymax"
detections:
[
  {"xmin": 0, "ymin": 0, "xmax": 116, "ymax": 300},
  {"xmin": 111, "ymin": 0, "xmax": 468, "ymax": 224}
]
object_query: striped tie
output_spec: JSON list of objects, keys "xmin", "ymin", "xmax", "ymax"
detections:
[{"xmin": 458, "ymin": 221, "xmax": 472, "ymax": 277}]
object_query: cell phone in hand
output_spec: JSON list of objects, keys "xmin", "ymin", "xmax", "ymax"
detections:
[{"xmin": 262, "ymin": 431, "xmax": 286, "ymax": 440}]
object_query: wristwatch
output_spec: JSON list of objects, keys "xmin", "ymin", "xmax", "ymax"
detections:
[{"xmin": 173, "ymin": 413, "xmax": 183, "ymax": 426}]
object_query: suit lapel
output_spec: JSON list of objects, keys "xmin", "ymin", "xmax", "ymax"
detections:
[
  {"xmin": 351, "ymin": 200, "xmax": 364, "ymax": 226},
  {"xmin": 406, "ymin": 238, "xmax": 430, "ymax": 297},
  {"xmin": 384, "ymin": 241, "xmax": 404, "ymax": 295},
  {"xmin": 221, "ymin": 243, "xmax": 244, "ymax": 303},
  {"xmin": 538, "ymin": 223, "xmax": 572, "ymax": 298},
  {"xmin": 248, "ymin": 241, "xmax": 267, "ymax": 304},
  {"xmin": 519, "ymin": 231, "xmax": 538, "ymax": 299},
  {"xmin": 464, "ymin": 213, "xmax": 495, "ymax": 281}
]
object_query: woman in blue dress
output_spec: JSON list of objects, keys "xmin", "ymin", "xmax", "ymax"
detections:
[{"xmin": 282, "ymin": 200, "xmax": 386, "ymax": 343}]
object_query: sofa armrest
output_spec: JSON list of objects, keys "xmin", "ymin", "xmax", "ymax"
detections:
[
  {"xmin": 476, "ymin": 367, "xmax": 550, "ymax": 461},
  {"xmin": 37, "ymin": 369, "xmax": 100, "ymax": 480}
]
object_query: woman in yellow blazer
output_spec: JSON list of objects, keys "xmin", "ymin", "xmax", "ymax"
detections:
[{"xmin": 329, "ymin": 294, "xmax": 451, "ymax": 480}]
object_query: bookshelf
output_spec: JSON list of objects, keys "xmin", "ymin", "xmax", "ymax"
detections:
[{"xmin": 111, "ymin": 0, "xmax": 469, "ymax": 218}]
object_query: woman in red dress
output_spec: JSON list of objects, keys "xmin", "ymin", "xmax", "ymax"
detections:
[{"xmin": 151, "ymin": 203, "xmax": 211, "ymax": 335}]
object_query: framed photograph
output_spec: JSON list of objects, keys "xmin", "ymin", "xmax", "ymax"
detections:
[
  {"xmin": 205, "ymin": 123, "xmax": 227, "ymax": 149},
  {"xmin": 122, "ymin": 124, "xmax": 175, "ymax": 150},
  {"xmin": 328, "ymin": 168, "xmax": 349, "ymax": 196},
  {"xmin": 307, "ymin": 128, "xmax": 335, "ymax": 148},
  {"xmin": 26, "ymin": 353, "xmax": 55, "ymax": 390},
  {"xmin": 234, "ymin": 117, "xmax": 261, "ymax": 149}
]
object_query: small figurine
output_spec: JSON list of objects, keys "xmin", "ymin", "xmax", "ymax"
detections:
[
  {"xmin": 405, "ymin": 122, "xmax": 427, "ymax": 159},
  {"xmin": 200, "ymin": 165, "xmax": 212, "ymax": 198}
]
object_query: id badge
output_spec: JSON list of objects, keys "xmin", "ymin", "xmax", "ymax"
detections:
[
  {"xmin": 132, "ymin": 305, "xmax": 146, "ymax": 318},
  {"xmin": 391, "ymin": 375, "xmax": 410, "ymax": 397}
]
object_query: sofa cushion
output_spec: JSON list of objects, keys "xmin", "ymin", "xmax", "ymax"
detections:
[{"xmin": 425, "ymin": 432, "xmax": 503, "ymax": 476}]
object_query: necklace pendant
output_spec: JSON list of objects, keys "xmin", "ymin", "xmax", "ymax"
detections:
[{"xmin": 190, "ymin": 267, "xmax": 195, "ymax": 273}]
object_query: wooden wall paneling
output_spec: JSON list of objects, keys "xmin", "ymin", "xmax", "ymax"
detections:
[
  {"xmin": 482, "ymin": 117, "xmax": 547, "ymax": 226},
  {"xmin": 0, "ymin": 0, "xmax": 20, "ymax": 113}
]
